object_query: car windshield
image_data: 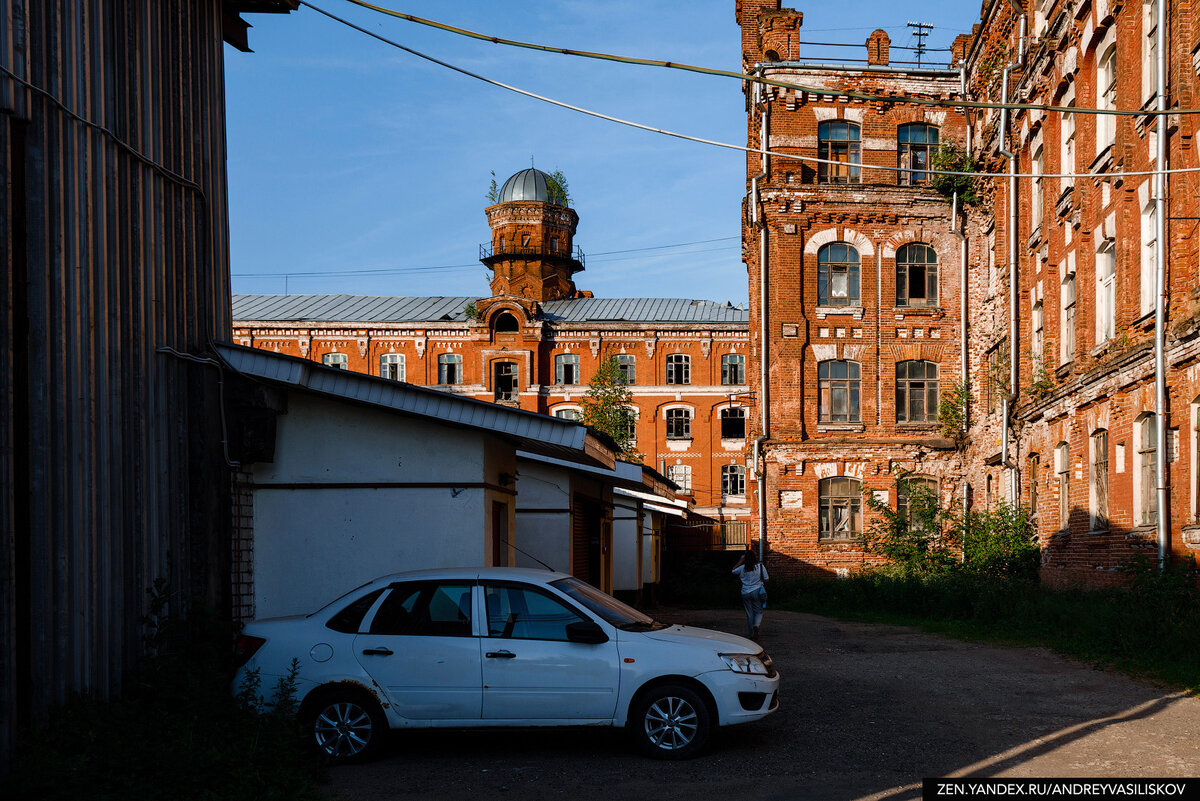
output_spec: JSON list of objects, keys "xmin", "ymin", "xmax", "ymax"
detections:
[{"xmin": 551, "ymin": 577, "xmax": 667, "ymax": 631}]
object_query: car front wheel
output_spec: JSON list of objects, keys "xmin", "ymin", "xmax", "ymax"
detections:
[
  {"xmin": 305, "ymin": 688, "xmax": 388, "ymax": 763},
  {"xmin": 631, "ymin": 683, "xmax": 712, "ymax": 759}
]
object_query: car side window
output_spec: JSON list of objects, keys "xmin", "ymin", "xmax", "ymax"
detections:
[
  {"xmin": 326, "ymin": 588, "xmax": 386, "ymax": 633},
  {"xmin": 370, "ymin": 582, "xmax": 473, "ymax": 637},
  {"xmin": 484, "ymin": 584, "xmax": 586, "ymax": 641}
]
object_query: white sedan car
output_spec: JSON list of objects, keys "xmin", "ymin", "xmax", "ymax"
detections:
[{"xmin": 234, "ymin": 567, "xmax": 779, "ymax": 761}]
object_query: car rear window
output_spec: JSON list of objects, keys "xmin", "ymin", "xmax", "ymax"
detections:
[{"xmin": 326, "ymin": 588, "xmax": 385, "ymax": 633}]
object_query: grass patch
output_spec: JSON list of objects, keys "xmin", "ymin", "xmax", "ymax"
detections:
[
  {"xmin": 8, "ymin": 583, "xmax": 326, "ymax": 801},
  {"xmin": 770, "ymin": 564, "xmax": 1200, "ymax": 693}
]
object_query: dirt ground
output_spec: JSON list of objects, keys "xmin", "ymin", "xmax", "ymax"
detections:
[{"xmin": 324, "ymin": 608, "xmax": 1200, "ymax": 801}]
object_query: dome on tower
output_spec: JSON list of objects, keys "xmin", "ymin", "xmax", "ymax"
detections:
[{"xmin": 496, "ymin": 168, "xmax": 564, "ymax": 205}]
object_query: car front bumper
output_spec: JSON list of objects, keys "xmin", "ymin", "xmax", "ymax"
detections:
[{"xmin": 698, "ymin": 668, "xmax": 780, "ymax": 727}]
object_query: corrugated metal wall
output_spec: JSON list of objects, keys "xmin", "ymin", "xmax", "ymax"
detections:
[{"xmin": 1, "ymin": 0, "xmax": 234, "ymax": 761}]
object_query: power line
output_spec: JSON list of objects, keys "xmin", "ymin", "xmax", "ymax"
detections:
[
  {"xmin": 301, "ymin": 2, "xmax": 1200, "ymax": 182},
  {"xmin": 335, "ymin": 0, "xmax": 1200, "ymax": 118}
]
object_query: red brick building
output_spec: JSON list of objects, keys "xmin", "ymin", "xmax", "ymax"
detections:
[
  {"xmin": 233, "ymin": 168, "xmax": 752, "ymax": 526},
  {"xmin": 739, "ymin": 0, "xmax": 1200, "ymax": 585},
  {"xmin": 737, "ymin": 1, "xmax": 972, "ymax": 575}
]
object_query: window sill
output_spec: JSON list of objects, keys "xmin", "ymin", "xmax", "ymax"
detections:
[
  {"xmin": 815, "ymin": 306, "xmax": 864, "ymax": 320},
  {"xmin": 893, "ymin": 306, "xmax": 943, "ymax": 316},
  {"xmin": 896, "ymin": 422, "xmax": 940, "ymax": 430},
  {"xmin": 721, "ymin": 438, "xmax": 747, "ymax": 450},
  {"xmin": 665, "ymin": 438, "xmax": 693, "ymax": 452},
  {"xmin": 1089, "ymin": 145, "xmax": 1114, "ymax": 176},
  {"xmin": 818, "ymin": 536, "xmax": 860, "ymax": 544},
  {"xmin": 818, "ymin": 424, "xmax": 865, "ymax": 432}
]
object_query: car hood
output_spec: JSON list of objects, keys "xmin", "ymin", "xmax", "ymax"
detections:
[{"xmin": 639, "ymin": 624, "xmax": 759, "ymax": 652}]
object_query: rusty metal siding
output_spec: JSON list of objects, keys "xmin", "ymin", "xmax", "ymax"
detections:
[{"xmin": 1, "ymin": 0, "xmax": 235, "ymax": 761}]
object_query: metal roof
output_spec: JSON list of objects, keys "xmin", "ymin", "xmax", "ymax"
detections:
[
  {"xmin": 215, "ymin": 343, "xmax": 616, "ymax": 470},
  {"xmin": 232, "ymin": 294, "xmax": 748, "ymax": 325},
  {"xmin": 497, "ymin": 168, "xmax": 553, "ymax": 203}
]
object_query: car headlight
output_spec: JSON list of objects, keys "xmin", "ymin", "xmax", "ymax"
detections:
[{"xmin": 719, "ymin": 653, "xmax": 769, "ymax": 675}]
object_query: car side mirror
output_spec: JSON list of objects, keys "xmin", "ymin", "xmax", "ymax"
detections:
[{"xmin": 565, "ymin": 620, "xmax": 609, "ymax": 644}]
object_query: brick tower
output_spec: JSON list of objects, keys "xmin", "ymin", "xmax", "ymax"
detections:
[{"xmin": 482, "ymin": 168, "xmax": 585, "ymax": 302}]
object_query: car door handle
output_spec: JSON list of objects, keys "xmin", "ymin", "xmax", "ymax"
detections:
[
  {"xmin": 485, "ymin": 650, "xmax": 516, "ymax": 659},
  {"xmin": 361, "ymin": 647, "xmax": 394, "ymax": 656}
]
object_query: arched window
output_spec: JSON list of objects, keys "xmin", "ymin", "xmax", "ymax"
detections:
[
  {"xmin": 493, "ymin": 312, "xmax": 519, "ymax": 333},
  {"xmin": 818, "ymin": 243, "xmax": 861, "ymax": 306},
  {"xmin": 666, "ymin": 408, "xmax": 692, "ymax": 439},
  {"xmin": 438, "ymin": 353, "xmax": 463, "ymax": 385},
  {"xmin": 898, "ymin": 476, "xmax": 939, "ymax": 532},
  {"xmin": 554, "ymin": 407, "xmax": 582, "ymax": 422},
  {"xmin": 819, "ymin": 477, "xmax": 862, "ymax": 539},
  {"xmin": 322, "ymin": 352, "xmax": 348, "ymax": 370},
  {"xmin": 896, "ymin": 243, "xmax": 938, "ymax": 307},
  {"xmin": 1090, "ymin": 429, "xmax": 1109, "ymax": 531},
  {"xmin": 666, "ymin": 354, "xmax": 691, "ymax": 385},
  {"xmin": 818, "ymin": 121, "xmax": 861, "ymax": 183},
  {"xmin": 1137, "ymin": 414, "xmax": 1158, "ymax": 527},
  {"xmin": 721, "ymin": 407, "xmax": 747, "ymax": 439},
  {"xmin": 380, "ymin": 352, "xmax": 404, "ymax": 380},
  {"xmin": 721, "ymin": 465, "xmax": 746, "ymax": 499},
  {"xmin": 818, "ymin": 360, "xmax": 861, "ymax": 423},
  {"xmin": 898, "ymin": 123, "xmax": 939, "ymax": 184},
  {"xmin": 896, "ymin": 360, "xmax": 939, "ymax": 423}
]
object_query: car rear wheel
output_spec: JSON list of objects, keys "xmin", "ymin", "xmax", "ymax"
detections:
[
  {"xmin": 305, "ymin": 688, "xmax": 388, "ymax": 763},
  {"xmin": 631, "ymin": 683, "xmax": 711, "ymax": 759}
]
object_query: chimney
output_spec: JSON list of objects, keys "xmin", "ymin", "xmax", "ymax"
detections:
[{"xmin": 866, "ymin": 29, "xmax": 890, "ymax": 66}]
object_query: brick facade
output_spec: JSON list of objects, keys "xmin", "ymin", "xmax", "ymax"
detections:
[{"xmin": 739, "ymin": 0, "xmax": 1200, "ymax": 585}]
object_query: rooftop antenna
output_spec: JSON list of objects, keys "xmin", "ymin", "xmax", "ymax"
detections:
[{"xmin": 907, "ymin": 21, "xmax": 933, "ymax": 67}]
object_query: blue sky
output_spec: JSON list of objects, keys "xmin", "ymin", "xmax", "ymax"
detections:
[{"xmin": 225, "ymin": 1, "xmax": 980, "ymax": 306}]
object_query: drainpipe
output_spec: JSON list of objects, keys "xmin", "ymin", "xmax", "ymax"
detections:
[
  {"xmin": 999, "ymin": 65, "xmax": 1019, "ymax": 507},
  {"xmin": 1016, "ymin": 14, "xmax": 1027, "ymax": 66},
  {"xmin": 1153, "ymin": 0, "xmax": 1168, "ymax": 570},
  {"xmin": 751, "ymin": 68, "xmax": 770, "ymax": 561}
]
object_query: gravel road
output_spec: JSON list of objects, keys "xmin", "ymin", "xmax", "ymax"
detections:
[{"xmin": 325, "ymin": 608, "xmax": 1200, "ymax": 801}]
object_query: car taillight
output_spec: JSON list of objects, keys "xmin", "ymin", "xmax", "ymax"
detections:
[{"xmin": 233, "ymin": 634, "xmax": 266, "ymax": 668}]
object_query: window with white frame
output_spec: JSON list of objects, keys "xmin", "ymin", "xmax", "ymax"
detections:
[
  {"xmin": 896, "ymin": 360, "xmax": 938, "ymax": 424},
  {"xmin": 1091, "ymin": 429, "xmax": 1109, "ymax": 530},
  {"xmin": 720, "ymin": 406, "xmax": 747, "ymax": 439},
  {"xmin": 1143, "ymin": 0, "xmax": 1158, "ymax": 103},
  {"xmin": 555, "ymin": 354, "xmax": 580, "ymax": 385},
  {"xmin": 1031, "ymin": 140, "xmax": 1043, "ymax": 231},
  {"xmin": 1061, "ymin": 264, "xmax": 1076, "ymax": 364},
  {"xmin": 721, "ymin": 353, "xmax": 746, "ymax": 385},
  {"xmin": 494, "ymin": 361, "xmax": 519, "ymax": 402},
  {"xmin": 721, "ymin": 465, "xmax": 746, "ymax": 499},
  {"xmin": 1141, "ymin": 200, "xmax": 1157, "ymax": 317},
  {"xmin": 896, "ymin": 243, "xmax": 938, "ymax": 307},
  {"xmin": 1096, "ymin": 37, "xmax": 1117, "ymax": 155},
  {"xmin": 322, "ymin": 352, "xmax": 348, "ymax": 370},
  {"xmin": 666, "ymin": 464, "xmax": 692, "ymax": 493},
  {"xmin": 666, "ymin": 353, "xmax": 691, "ymax": 385},
  {"xmin": 897, "ymin": 123, "xmax": 939, "ymax": 184},
  {"xmin": 438, "ymin": 353, "xmax": 462, "ymax": 385},
  {"xmin": 1060, "ymin": 89, "xmax": 1075, "ymax": 193},
  {"xmin": 1095, "ymin": 242, "xmax": 1116, "ymax": 344},
  {"xmin": 615, "ymin": 354, "xmax": 636, "ymax": 385},
  {"xmin": 819, "ymin": 477, "xmax": 862, "ymax": 539},
  {"xmin": 1137, "ymin": 414, "xmax": 1158, "ymax": 527},
  {"xmin": 380, "ymin": 352, "xmax": 405, "ymax": 380},
  {"xmin": 554, "ymin": 408, "xmax": 582, "ymax": 422},
  {"xmin": 621, "ymin": 406, "xmax": 638, "ymax": 442},
  {"xmin": 1056, "ymin": 442, "xmax": 1070, "ymax": 529},
  {"xmin": 666, "ymin": 407, "xmax": 692, "ymax": 439}
]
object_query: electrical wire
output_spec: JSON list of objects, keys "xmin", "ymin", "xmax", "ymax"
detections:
[
  {"xmin": 301, "ymin": 2, "xmax": 1200, "ymax": 181},
  {"xmin": 336, "ymin": 0, "xmax": 1199, "ymax": 118}
]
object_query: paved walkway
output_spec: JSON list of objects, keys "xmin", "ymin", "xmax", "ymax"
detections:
[{"xmin": 326, "ymin": 608, "xmax": 1200, "ymax": 801}]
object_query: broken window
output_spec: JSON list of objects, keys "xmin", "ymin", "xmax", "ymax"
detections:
[
  {"xmin": 818, "ymin": 242, "xmax": 861, "ymax": 306},
  {"xmin": 322, "ymin": 352, "xmax": 348, "ymax": 370},
  {"xmin": 898, "ymin": 123, "xmax": 938, "ymax": 184},
  {"xmin": 721, "ymin": 353, "xmax": 746, "ymax": 385},
  {"xmin": 380, "ymin": 353, "xmax": 404, "ymax": 380},
  {"xmin": 721, "ymin": 465, "xmax": 746, "ymax": 498},
  {"xmin": 896, "ymin": 360, "xmax": 939, "ymax": 424},
  {"xmin": 720, "ymin": 407, "xmax": 747, "ymax": 439},
  {"xmin": 666, "ymin": 408, "xmax": 692, "ymax": 439},
  {"xmin": 666, "ymin": 464, "xmax": 692, "ymax": 493},
  {"xmin": 494, "ymin": 361, "xmax": 519, "ymax": 402},
  {"xmin": 666, "ymin": 353, "xmax": 691, "ymax": 385},
  {"xmin": 819, "ymin": 477, "xmax": 862, "ymax": 540},
  {"xmin": 896, "ymin": 243, "xmax": 938, "ymax": 307},
  {"xmin": 555, "ymin": 353, "xmax": 580, "ymax": 385},
  {"xmin": 438, "ymin": 353, "xmax": 463, "ymax": 385},
  {"xmin": 1138, "ymin": 414, "xmax": 1158, "ymax": 527},
  {"xmin": 1091, "ymin": 429, "xmax": 1109, "ymax": 531},
  {"xmin": 615, "ymin": 354, "xmax": 636, "ymax": 385}
]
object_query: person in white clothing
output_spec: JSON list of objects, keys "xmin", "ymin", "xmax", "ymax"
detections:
[{"xmin": 732, "ymin": 549, "xmax": 768, "ymax": 639}]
